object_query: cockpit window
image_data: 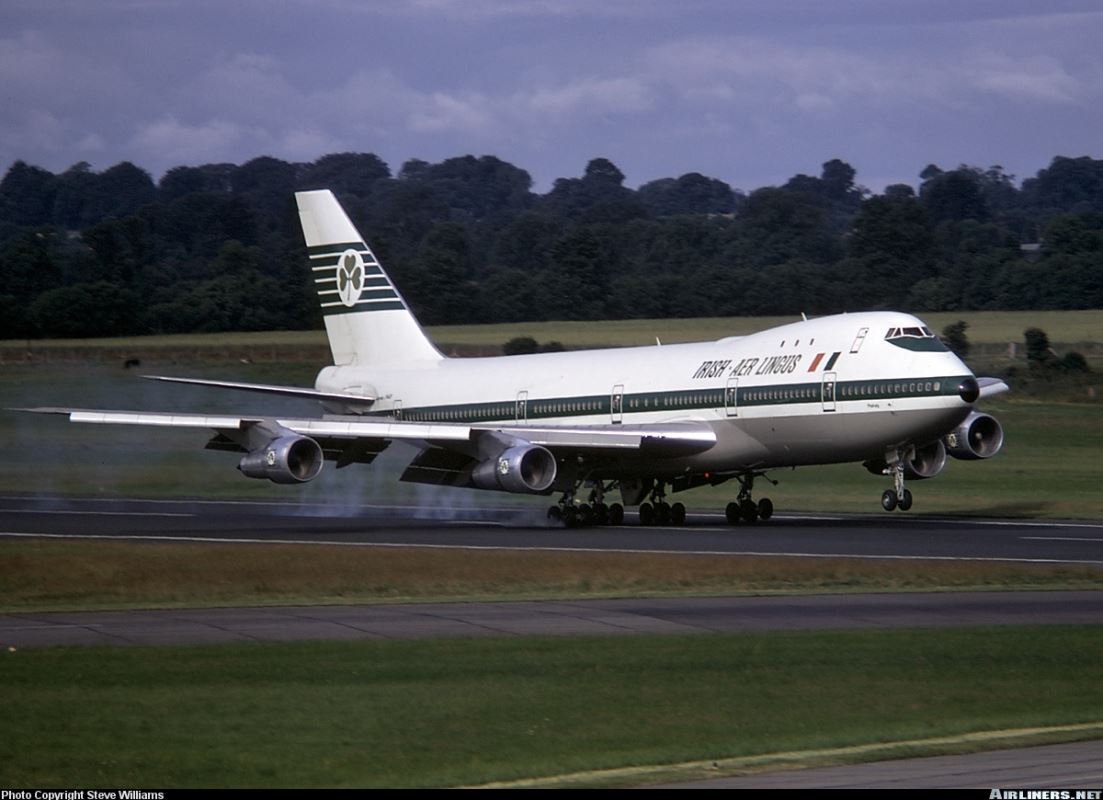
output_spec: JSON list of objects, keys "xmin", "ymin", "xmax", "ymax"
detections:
[
  {"xmin": 884, "ymin": 324, "xmax": 948, "ymax": 352},
  {"xmin": 886, "ymin": 326, "xmax": 937, "ymax": 340}
]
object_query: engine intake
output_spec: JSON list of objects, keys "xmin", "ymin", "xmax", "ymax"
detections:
[
  {"xmin": 905, "ymin": 439, "xmax": 947, "ymax": 480},
  {"xmin": 471, "ymin": 443, "xmax": 557, "ymax": 494},
  {"xmin": 945, "ymin": 412, "xmax": 1004, "ymax": 460},
  {"xmin": 239, "ymin": 434, "xmax": 324, "ymax": 484},
  {"xmin": 864, "ymin": 439, "xmax": 947, "ymax": 480}
]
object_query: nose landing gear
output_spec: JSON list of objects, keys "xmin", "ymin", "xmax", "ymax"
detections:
[{"xmin": 879, "ymin": 451, "xmax": 914, "ymax": 512}]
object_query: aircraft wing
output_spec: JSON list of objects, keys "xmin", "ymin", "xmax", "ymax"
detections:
[
  {"xmin": 17, "ymin": 407, "xmax": 717, "ymax": 459},
  {"xmin": 21, "ymin": 401, "xmax": 719, "ymax": 472}
]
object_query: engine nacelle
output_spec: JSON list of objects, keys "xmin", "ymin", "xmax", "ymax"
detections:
[
  {"xmin": 471, "ymin": 443, "xmax": 557, "ymax": 494},
  {"xmin": 239, "ymin": 434, "xmax": 324, "ymax": 484},
  {"xmin": 945, "ymin": 411, "xmax": 1004, "ymax": 460},
  {"xmin": 904, "ymin": 439, "xmax": 947, "ymax": 480}
]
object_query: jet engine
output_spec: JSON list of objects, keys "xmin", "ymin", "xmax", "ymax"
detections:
[
  {"xmin": 864, "ymin": 439, "xmax": 947, "ymax": 480},
  {"xmin": 471, "ymin": 442, "xmax": 557, "ymax": 494},
  {"xmin": 945, "ymin": 411, "xmax": 1004, "ymax": 460},
  {"xmin": 904, "ymin": 440, "xmax": 947, "ymax": 480},
  {"xmin": 238, "ymin": 434, "xmax": 324, "ymax": 484}
]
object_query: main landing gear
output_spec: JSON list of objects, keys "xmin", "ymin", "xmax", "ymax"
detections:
[
  {"xmin": 546, "ymin": 481, "xmax": 624, "ymax": 528},
  {"xmin": 724, "ymin": 472, "xmax": 775, "ymax": 526},
  {"xmin": 880, "ymin": 451, "xmax": 914, "ymax": 512},
  {"xmin": 637, "ymin": 482, "xmax": 686, "ymax": 527}
]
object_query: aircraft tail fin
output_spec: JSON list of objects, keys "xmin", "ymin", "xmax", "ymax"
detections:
[{"xmin": 296, "ymin": 189, "xmax": 443, "ymax": 366}]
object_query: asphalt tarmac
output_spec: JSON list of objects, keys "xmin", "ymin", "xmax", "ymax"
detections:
[{"xmin": 3, "ymin": 494, "xmax": 1103, "ymax": 564}]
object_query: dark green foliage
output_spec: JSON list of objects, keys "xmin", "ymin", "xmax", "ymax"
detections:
[
  {"xmin": 502, "ymin": 336, "xmax": 538, "ymax": 355},
  {"xmin": 941, "ymin": 320, "xmax": 970, "ymax": 358},
  {"xmin": 2, "ymin": 151, "xmax": 1103, "ymax": 339},
  {"xmin": 1024, "ymin": 327, "xmax": 1054, "ymax": 367}
]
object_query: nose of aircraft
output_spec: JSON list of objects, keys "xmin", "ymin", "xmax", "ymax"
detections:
[{"xmin": 958, "ymin": 376, "xmax": 980, "ymax": 403}]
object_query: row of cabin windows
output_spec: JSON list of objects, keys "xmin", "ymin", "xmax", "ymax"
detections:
[{"xmin": 398, "ymin": 380, "xmax": 946, "ymax": 420}]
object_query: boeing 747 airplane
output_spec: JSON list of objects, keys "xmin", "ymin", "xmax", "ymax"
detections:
[{"xmin": 24, "ymin": 190, "xmax": 1008, "ymax": 526}]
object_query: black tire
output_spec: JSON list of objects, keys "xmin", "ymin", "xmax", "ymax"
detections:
[
  {"xmin": 547, "ymin": 506, "xmax": 562, "ymax": 523},
  {"xmin": 725, "ymin": 501, "xmax": 741, "ymax": 526},
  {"xmin": 757, "ymin": 498, "xmax": 774, "ymax": 521},
  {"xmin": 578, "ymin": 503, "xmax": 593, "ymax": 526},
  {"xmin": 881, "ymin": 489, "xmax": 898, "ymax": 512},
  {"xmin": 593, "ymin": 502, "xmax": 609, "ymax": 525},
  {"xmin": 655, "ymin": 502, "xmax": 671, "ymax": 525},
  {"xmin": 670, "ymin": 502, "xmax": 686, "ymax": 525},
  {"xmin": 740, "ymin": 498, "xmax": 759, "ymax": 524},
  {"xmin": 608, "ymin": 503, "xmax": 625, "ymax": 525},
  {"xmin": 639, "ymin": 502, "xmax": 655, "ymax": 526},
  {"xmin": 898, "ymin": 489, "xmax": 913, "ymax": 511}
]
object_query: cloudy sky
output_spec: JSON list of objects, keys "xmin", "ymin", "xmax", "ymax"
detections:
[{"xmin": 2, "ymin": 0, "xmax": 1101, "ymax": 193}]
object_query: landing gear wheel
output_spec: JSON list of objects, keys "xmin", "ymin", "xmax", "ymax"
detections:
[
  {"xmin": 608, "ymin": 503, "xmax": 625, "ymax": 525},
  {"xmin": 670, "ymin": 502, "xmax": 686, "ymax": 526},
  {"xmin": 881, "ymin": 489, "xmax": 898, "ymax": 512},
  {"xmin": 740, "ymin": 498, "xmax": 759, "ymax": 524},
  {"xmin": 898, "ymin": 489, "xmax": 913, "ymax": 512},
  {"xmin": 726, "ymin": 501, "xmax": 741, "ymax": 526},
  {"xmin": 655, "ymin": 502, "xmax": 671, "ymax": 525},
  {"xmin": 563, "ymin": 506, "xmax": 581, "ymax": 527},
  {"xmin": 547, "ymin": 506, "xmax": 562, "ymax": 523},
  {"xmin": 593, "ymin": 502, "xmax": 609, "ymax": 525},
  {"xmin": 578, "ymin": 503, "xmax": 594, "ymax": 526},
  {"xmin": 757, "ymin": 498, "xmax": 774, "ymax": 521},
  {"xmin": 639, "ymin": 502, "xmax": 655, "ymax": 526}
]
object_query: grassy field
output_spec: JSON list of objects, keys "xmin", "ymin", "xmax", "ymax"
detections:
[
  {"xmin": 3, "ymin": 309, "xmax": 1102, "ymax": 353},
  {"xmin": 3, "ymin": 538, "xmax": 1100, "ymax": 612},
  {"xmin": 2, "ymin": 626, "xmax": 1101, "ymax": 788}
]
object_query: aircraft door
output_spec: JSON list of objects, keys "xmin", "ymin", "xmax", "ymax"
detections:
[
  {"xmin": 725, "ymin": 376, "xmax": 739, "ymax": 417},
  {"xmin": 822, "ymin": 372, "xmax": 837, "ymax": 412},
  {"xmin": 392, "ymin": 399, "xmax": 403, "ymax": 419},
  {"xmin": 611, "ymin": 384, "xmax": 624, "ymax": 424},
  {"xmin": 850, "ymin": 327, "xmax": 869, "ymax": 353},
  {"xmin": 515, "ymin": 391, "xmax": 528, "ymax": 423}
]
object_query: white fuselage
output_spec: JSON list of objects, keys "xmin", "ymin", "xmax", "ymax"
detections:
[{"xmin": 315, "ymin": 311, "xmax": 975, "ymax": 477}]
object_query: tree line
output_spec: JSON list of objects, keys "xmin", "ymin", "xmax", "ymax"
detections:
[{"xmin": 1, "ymin": 151, "xmax": 1102, "ymax": 339}]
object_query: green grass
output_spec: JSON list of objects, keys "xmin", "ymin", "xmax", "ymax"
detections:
[
  {"xmin": 3, "ymin": 539, "xmax": 1100, "ymax": 612},
  {"xmin": 1, "ymin": 627, "xmax": 1101, "ymax": 788},
  {"xmin": 3, "ymin": 309, "xmax": 1102, "ymax": 351}
]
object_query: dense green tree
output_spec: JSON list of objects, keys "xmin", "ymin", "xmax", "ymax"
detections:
[
  {"xmin": 920, "ymin": 167, "xmax": 989, "ymax": 223},
  {"xmin": 941, "ymin": 320, "xmax": 970, "ymax": 358},
  {"xmin": 28, "ymin": 281, "xmax": 142, "ymax": 337},
  {"xmin": 1, "ymin": 149, "xmax": 1102, "ymax": 338},
  {"xmin": 0, "ymin": 161, "xmax": 56, "ymax": 227},
  {"xmin": 637, "ymin": 173, "xmax": 738, "ymax": 216},
  {"xmin": 298, "ymin": 153, "xmax": 390, "ymax": 197}
]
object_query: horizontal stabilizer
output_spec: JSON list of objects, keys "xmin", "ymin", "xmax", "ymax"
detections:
[{"xmin": 142, "ymin": 375, "xmax": 376, "ymax": 406}]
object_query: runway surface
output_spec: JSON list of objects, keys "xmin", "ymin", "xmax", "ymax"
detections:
[
  {"xmin": 652, "ymin": 740, "xmax": 1103, "ymax": 789},
  {"xmin": 3, "ymin": 590, "xmax": 1103, "ymax": 649},
  {"xmin": 3, "ymin": 494, "xmax": 1103, "ymax": 565}
]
